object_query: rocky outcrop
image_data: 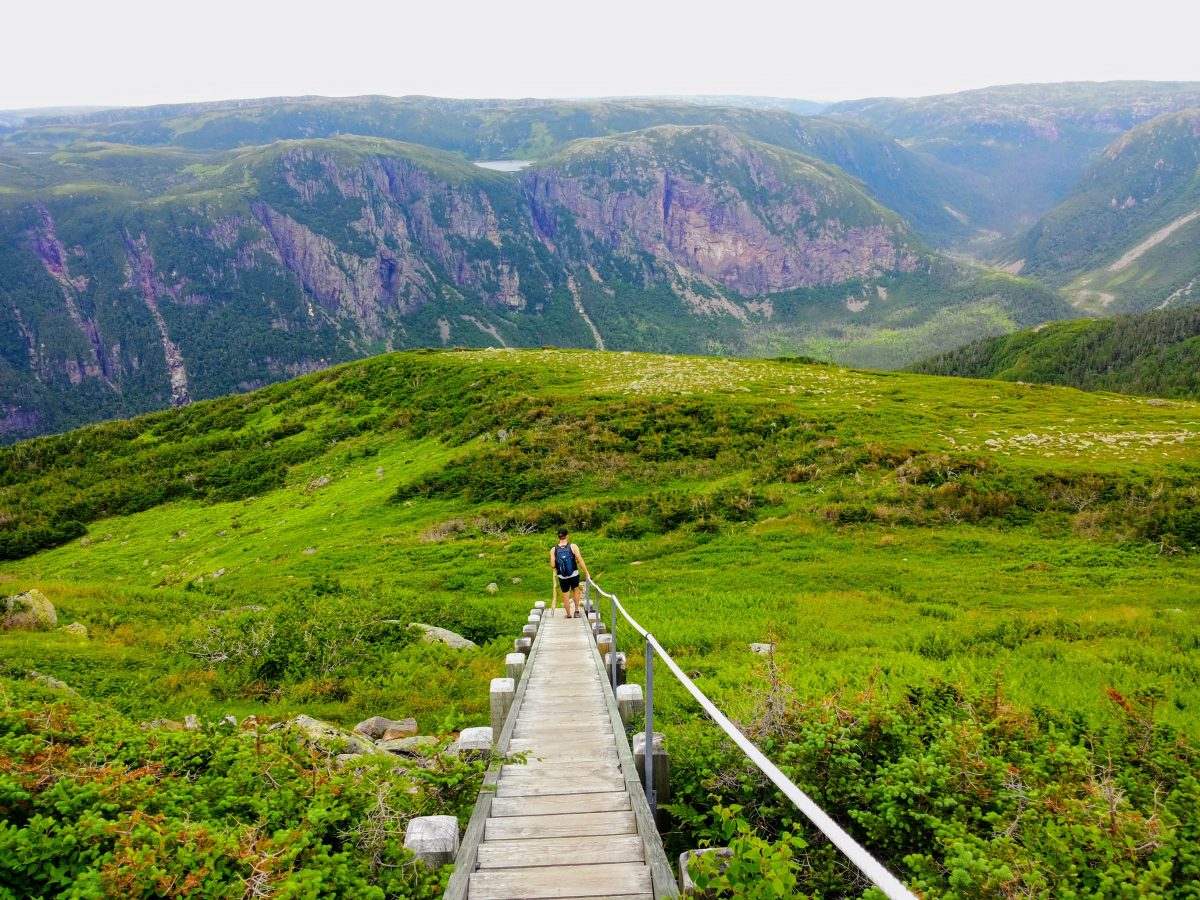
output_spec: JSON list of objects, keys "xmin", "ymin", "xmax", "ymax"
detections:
[
  {"xmin": 273, "ymin": 714, "xmax": 383, "ymax": 756},
  {"xmin": 122, "ymin": 232, "xmax": 192, "ymax": 407},
  {"xmin": 524, "ymin": 126, "xmax": 919, "ymax": 295},
  {"xmin": 4, "ymin": 589, "xmax": 57, "ymax": 630},
  {"xmin": 409, "ymin": 623, "xmax": 477, "ymax": 650}
]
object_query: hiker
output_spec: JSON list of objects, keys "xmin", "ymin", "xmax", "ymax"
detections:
[{"xmin": 550, "ymin": 528, "xmax": 590, "ymax": 618}]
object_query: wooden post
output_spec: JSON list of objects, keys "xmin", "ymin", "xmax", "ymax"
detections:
[
  {"xmin": 616, "ymin": 683, "xmax": 642, "ymax": 727},
  {"xmin": 596, "ymin": 633, "xmax": 614, "ymax": 660},
  {"xmin": 490, "ymin": 677, "xmax": 515, "ymax": 733},
  {"xmin": 514, "ymin": 637, "xmax": 532, "ymax": 656},
  {"xmin": 633, "ymin": 731, "xmax": 670, "ymax": 808},
  {"xmin": 453, "ymin": 726, "xmax": 493, "ymax": 760},
  {"xmin": 679, "ymin": 847, "xmax": 732, "ymax": 895},
  {"xmin": 522, "ymin": 623, "xmax": 538, "ymax": 639},
  {"xmin": 404, "ymin": 815, "xmax": 460, "ymax": 868},
  {"xmin": 533, "ymin": 600, "xmax": 545, "ymax": 610},
  {"xmin": 527, "ymin": 613, "xmax": 541, "ymax": 628},
  {"xmin": 504, "ymin": 651, "xmax": 526, "ymax": 681},
  {"xmin": 606, "ymin": 651, "xmax": 627, "ymax": 687}
]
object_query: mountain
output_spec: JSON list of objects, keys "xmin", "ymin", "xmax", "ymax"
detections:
[
  {"xmin": 0, "ymin": 116, "xmax": 1070, "ymax": 442},
  {"xmin": 0, "ymin": 95, "xmax": 984, "ymax": 246},
  {"xmin": 828, "ymin": 81, "xmax": 1200, "ymax": 236},
  {"xmin": 909, "ymin": 303, "xmax": 1200, "ymax": 399},
  {"xmin": 1005, "ymin": 109, "xmax": 1200, "ymax": 313}
]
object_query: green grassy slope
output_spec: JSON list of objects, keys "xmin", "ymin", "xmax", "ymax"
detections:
[
  {"xmin": 910, "ymin": 304, "xmax": 1200, "ymax": 399},
  {"xmin": 3, "ymin": 349, "xmax": 1199, "ymax": 894}
]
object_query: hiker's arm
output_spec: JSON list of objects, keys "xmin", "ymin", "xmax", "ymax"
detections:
[
  {"xmin": 573, "ymin": 545, "xmax": 590, "ymax": 579},
  {"xmin": 549, "ymin": 548, "xmax": 556, "ymax": 570}
]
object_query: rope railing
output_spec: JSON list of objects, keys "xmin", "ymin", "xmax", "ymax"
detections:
[{"xmin": 585, "ymin": 576, "xmax": 917, "ymax": 900}]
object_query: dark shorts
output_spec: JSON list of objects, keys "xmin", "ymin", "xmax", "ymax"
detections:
[{"xmin": 557, "ymin": 574, "xmax": 580, "ymax": 592}]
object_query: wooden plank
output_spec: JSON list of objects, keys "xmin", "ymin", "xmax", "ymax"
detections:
[
  {"xmin": 499, "ymin": 763, "xmax": 622, "ymax": 780},
  {"xmin": 496, "ymin": 776, "xmax": 627, "ymax": 797},
  {"xmin": 477, "ymin": 833, "xmax": 644, "ymax": 869},
  {"xmin": 489, "ymin": 791, "xmax": 630, "ymax": 817},
  {"xmin": 484, "ymin": 809, "xmax": 636, "ymax": 840},
  {"xmin": 469, "ymin": 862, "xmax": 651, "ymax": 899}
]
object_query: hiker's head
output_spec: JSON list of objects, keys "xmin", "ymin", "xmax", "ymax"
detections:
[{"xmin": 557, "ymin": 528, "xmax": 569, "ymax": 540}]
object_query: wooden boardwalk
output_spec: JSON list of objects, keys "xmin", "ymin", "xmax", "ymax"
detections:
[{"xmin": 453, "ymin": 611, "xmax": 674, "ymax": 899}]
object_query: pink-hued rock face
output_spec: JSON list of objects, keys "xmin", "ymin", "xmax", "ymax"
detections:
[{"xmin": 523, "ymin": 126, "xmax": 919, "ymax": 294}]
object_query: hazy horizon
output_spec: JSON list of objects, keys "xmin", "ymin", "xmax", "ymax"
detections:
[{"xmin": 3, "ymin": 0, "xmax": 1198, "ymax": 111}]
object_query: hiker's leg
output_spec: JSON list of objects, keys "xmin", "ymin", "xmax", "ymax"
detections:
[{"xmin": 561, "ymin": 586, "xmax": 574, "ymax": 617}]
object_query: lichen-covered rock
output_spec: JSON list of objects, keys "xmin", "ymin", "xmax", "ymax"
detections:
[
  {"xmin": 4, "ymin": 589, "xmax": 57, "ymax": 631},
  {"xmin": 408, "ymin": 623, "xmax": 477, "ymax": 650},
  {"xmin": 27, "ymin": 670, "xmax": 76, "ymax": 694},
  {"xmin": 60, "ymin": 622, "xmax": 88, "ymax": 637},
  {"xmin": 378, "ymin": 735, "xmax": 441, "ymax": 756},
  {"xmin": 273, "ymin": 714, "xmax": 382, "ymax": 756},
  {"xmin": 353, "ymin": 715, "xmax": 415, "ymax": 740},
  {"xmin": 140, "ymin": 718, "xmax": 185, "ymax": 731}
]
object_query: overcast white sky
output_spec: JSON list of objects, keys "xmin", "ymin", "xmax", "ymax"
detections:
[{"xmin": 3, "ymin": 0, "xmax": 1198, "ymax": 110}]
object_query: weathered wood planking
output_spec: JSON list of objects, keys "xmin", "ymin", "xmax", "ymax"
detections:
[{"xmin": 467, "ymin": 614, "xmax": 662, "ymax": 899}]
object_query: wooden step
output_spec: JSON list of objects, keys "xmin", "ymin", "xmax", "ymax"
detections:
[
  {"xmin": 489, "ymin": 791, "xmax": 630, "ymax": 817},
  {"xmin": 476, "ymin": 833, "xmax": 643, "ymax": 869},
  {"xmin": 469, "ymin": 861, "xmax": 652, "ymax": 899},
  {"xmin": 484, "ymin": 809, "xmax": 636, "ymax": 840}
]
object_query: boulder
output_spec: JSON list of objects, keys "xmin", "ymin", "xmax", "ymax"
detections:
[
  {"xmin": 4, "ymin": 590, "xmax": 57, "ymax": 631},
  {"xmin": 273, "ymin": 714, "xmax": 381, "ymax": 756},
  {"xmin": 381, "ymin": 719, "xmax": 419, "ymax": 741},
  {"xmin": 27, "ymin": 670, "xmax": 76, "ymax": 694},
  {"xmin": 408, "ymin": 623, "xmax": 477, "ymax": 650},
  {"xmin": 748, "ymin": 642, "xmax": 775, "ymax": 656},
  {"xmin": 378, "ymin": 735, "xmax": 441, "ymax": 756},
  {"xmin": 60, "ymin": 622, "xmax": 88, "ymax": 638},
  {"xmin": 140, "ymin": 718, "xmax": 185, "ymax": 731},
  {"xmin": 486, "ymin": 582, "xmax": 499, "ymax": 594},
  {"xmin": 353, "ymin": 715, "xmax": 416, "ymax": 740}
]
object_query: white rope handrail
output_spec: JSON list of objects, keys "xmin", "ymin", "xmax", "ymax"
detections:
[{"xmin": 586, "ymin": 576, "xmax": 917, "ymax": 900}]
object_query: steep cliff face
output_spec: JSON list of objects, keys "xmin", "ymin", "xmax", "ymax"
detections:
[
  {"xmin": 524, "ymin": 126, "xmax": 920, "ymax": 294},
  {"xmin": 0, "ymin": 131, "xmax": 1047, "ymax": 443}
]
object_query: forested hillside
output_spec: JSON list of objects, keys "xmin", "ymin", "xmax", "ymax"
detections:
[{"xmin": 910, "ymin": 303, "xmax": 1200, "ymax": 399}]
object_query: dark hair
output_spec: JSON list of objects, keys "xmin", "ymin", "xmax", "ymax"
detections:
[{"xmin": 557, "ymin": 528, "xmax": 569, "ymax": 539}]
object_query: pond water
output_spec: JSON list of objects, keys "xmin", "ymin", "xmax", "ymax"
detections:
[{"xmin": 473, "ymin": 160, "xmax": 535, "ymax": 173}]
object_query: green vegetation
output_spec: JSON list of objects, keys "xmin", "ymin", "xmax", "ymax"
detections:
[
  {"xmin": 2, "ymin": 348, "xmax": 1199, "ymax": 895},
  {"xmin": 0, "ymin": 679, "xmax": 481, "ymax": 898},
  {"xmin": 910, "ymin": 303, "xmax": 1200, "ymax": 400}
]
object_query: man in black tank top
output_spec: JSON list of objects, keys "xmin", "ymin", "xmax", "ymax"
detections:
[{"xmin": 550, "ymin": 528, "xmax": 590, "ymax": 618}]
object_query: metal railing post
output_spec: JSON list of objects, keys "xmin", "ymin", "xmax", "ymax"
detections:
[
  {"xmin": 644, "ymin": 634, "xmax": 656, "ymax": 817},
  {"xmin": 610, "ymin": 594, "xmax": 618, "ymax": 693}
]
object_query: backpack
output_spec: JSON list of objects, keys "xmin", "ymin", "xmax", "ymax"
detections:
[{"xmin": 554, "ymin": 544, "xmax": 577, "ymax": 577}]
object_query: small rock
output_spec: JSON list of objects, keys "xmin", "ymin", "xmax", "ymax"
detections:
[
  {"xmin": 375, "ymin": 467, "xmax": 384, "ymax": 479},
  {"xmin": 241, "ymin": 715, "xmax": 264, "ymax": 730},
  {"xmin": 408, "ymin": 623, "xmax": 477, "ymax": 650},
  {"xmin": 272, "ymin": 714, "xmax": 381, "ymax": 756},
  {"xmin": 477, "ymin": 553, "xmax": 485, "ymax": 558},
  {"xmin": 511, "ymin": 577, "xmax": 522, "ymax": 584},
  {"xmin": 222, "ymin": 715, "xmax": 238, "ymax": 727},
  {"xmin": 140, "ymin": 718, "xmax": 185, "ymax": 731},
  {"xmin": 749, "ymin": 642, "xmax": 775, "ymax": 656},
  {"xmin": 306, "ymin": 475, "xmax": 331, "ymax": 492},
  {"xmin": 4, "ymin": 589, "xmax": 57, "ymax": 631},
  {"xmin": 303, "ymin": 547, "xmax": 317, "ymax": 555},
  {"xmin": 378, "ymin": 735, "xmax": 440, "ymax": 756},
  {"xmin": 60, "ymin": 622, "xmax": 88, "ymax": 638},
  {"xmin": 353, "ymin": 715, "xmax": 416, "ymax": 740},
  {"xmin": 184, "ymin": 715, "xmax": 200, "ymax": 730},
  {"xmin": 486, "ymin": 582, "xmax": 499, "ymax": 594},
  {"xmin": 27, "ymin": 670, "xmax": 76, "ymax": 694},
  {"xmin": 380, "ymin": 718, "xmax": 419, "ymax": 741}
]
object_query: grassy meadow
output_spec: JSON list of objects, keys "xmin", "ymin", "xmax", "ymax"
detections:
[{"xmin": 2, "ymin": 348, "xmax": 1199, "ymax": 896}]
